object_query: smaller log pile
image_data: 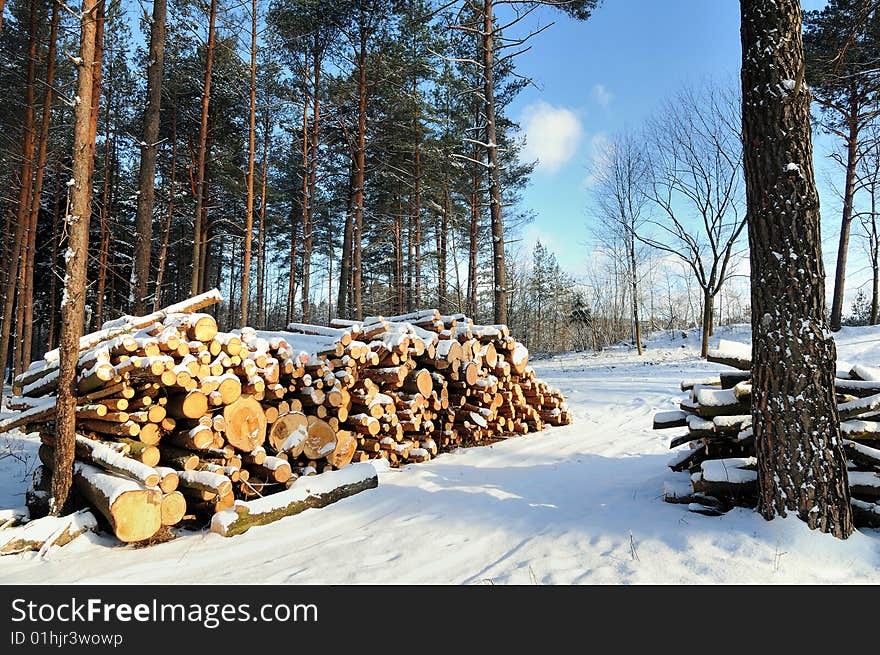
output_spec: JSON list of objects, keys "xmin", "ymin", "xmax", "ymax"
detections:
[
  {"xmin": 0, "ymin": 293, "xmax": 570, "ymax": 547},
  {"xmin": 654, "ymin": 339, "xmax": 880, "ymax": 526}
]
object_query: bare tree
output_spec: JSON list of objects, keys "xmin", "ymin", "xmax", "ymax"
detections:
[
  {"xmin": 640, "ymin": 84, "xmax": 747, "ymax": 358},
  {"xmin": 592, "ymin": 133, "xmax": 650, "ymax": 355},
  {"xmin": 741, "ymin": 0, "xmax": 852, "ymax": 539},
  {"xmin": 855, "ymin": 123, "xmax": 880, "ymax": 323}
]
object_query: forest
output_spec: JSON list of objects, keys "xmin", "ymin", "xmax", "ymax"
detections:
[{"xmin": 0, "ymin": 0, "xmax": 875, "ymax": 381}]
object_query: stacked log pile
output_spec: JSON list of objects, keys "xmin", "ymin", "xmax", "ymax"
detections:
[
  {"xmin": 655, "ymin": 339, "xmax": 880, "ymax": 526},
  {"xmin": 0, "ymin": 293, "xmax": 570, "ymax": 545}
]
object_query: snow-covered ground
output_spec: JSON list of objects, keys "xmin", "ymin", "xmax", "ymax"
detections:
[{"xmin": 2, "ymin": 324, "xmax": 880, "ymax": 584}]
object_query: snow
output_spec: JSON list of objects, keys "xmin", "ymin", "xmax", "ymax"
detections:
[{"xmin": 4, "ymin": 323, "xmax": 880, "ymax": 582}]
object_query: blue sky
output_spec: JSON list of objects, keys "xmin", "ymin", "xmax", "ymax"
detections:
[{"xmin": 507, "ymin": 0, "xmax": 863, "ymax": 294}]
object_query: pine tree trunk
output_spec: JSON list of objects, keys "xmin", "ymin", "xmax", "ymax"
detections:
[
  {"xmin": 53, "ymin": 0, "xmax": 102, "ymax": 515},
  {"xmin": 337, "ymin": 161, "xmax": 354, "ymax": 318},
  {"xmin": 305, "ymin": 49, "xmax": 321, "ymax": 323},
  {"xmin": 240, "ymin": 0, "xmax": 257, "ymax": 327},
  {"xmin": 130, "ymin": 0, "xmax": 166, "ymax": 314},
  {"xmin": 481, "ymin": 0, "xmax": 506, "ymax": 325},
  {"xmin": 10, "ymin": 0, "xmax": 39, "ymax": 384},
  {"xmin": 286, "ymin": 205, "xmax": 298, "ymax": 325},
  {"xmin": 353, "ymin": 36, "xmax": 367, "ymax": 320},
  {"xmin": 439, "ymin": 174, "xmax": 449, "ymax": 314},
  {"xmin": 256, "ymin": 106, "xmax": 270, "ymax": 326},
  {"xmin": 22, "ymin": 2, "xmax": 59, "ymax": 370},
  {"xmin": 190, "ymin": 0, "xmax": 217, "ymax": 296},
  {"xmin": 153, "ymin": 106, "xmax": 177, "ymax": 312},
  {"xmin": 467, "ymin": 164, "xmax": 479, "ymax": 318},
  {"xmin": 829, "ymin": 103, "xmax": 860, "ymax": 331},
  {"xmin": 47, "ymin": 157, "xmax": 62, "ymax": 350},
  {"xmin": 741, "ymin": 0, "xmax": 852, "ymax": 538},
  {"xmin": 413, "ymin": 119, "xmax": 421, "ymax": 309},
  {"xmin": 94, "ymin": 61, "xmax": 115, "ymax": 328}
]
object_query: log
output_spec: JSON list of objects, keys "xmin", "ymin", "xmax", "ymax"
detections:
[
  {"xmin": 223, "ymin": 396, "xmax": 267, "ymax": 452},
  {"xmin": 165, "ymin": 390, "xmax": 208, "ymax": 419},
  {"xmin": 302, "ymin": 417, "xmax": 338, "ymax": 460},
  {"xmin": 653, "ymin": 409, "xmax": 689, "ymax": 430},
  {"xmin": 177, "ymin": 470, "xmax": 233, "ymax": 497},
  {"xmin": 706, "ymin": 340, "xmax": 751, "ymax": 370},
  {"xmin": 41, "ymin": 453, "xmax": 162, "ymax": 543},
  {"xmin": 267, "ymin": 411, "xmax": 309, "ymax": 456},
  {"xmin": 326, "ymin": 430, "xmax": 357, "ymax": 468},
  {"xmin": 155, "ymin": 466, "xmax": 179, "ymax": 493},
  {"xmin": 115, "ymin": 439, "xmax": 161, "ymax": 467},
  {"xmin": 160, "ymin": 491, "xmax": 187, "ymax": 526},
  {"xmin": 0, "ymin": 509, "xmax": 98, "ymax": 555},
  {"xmin": 211, "ymin": 461, "xmax": 382, "ymax": 536},
  {"xmin": 248, "ymin": 456, "xmax": 292, "ymax": 484}
]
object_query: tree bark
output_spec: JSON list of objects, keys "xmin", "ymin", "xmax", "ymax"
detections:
[
  {"xmin": 94, "ymin": 56, "xmax": 115, "ymax": 328},
  {"xmin": 153, "ymin": 105, "xmax": 177, "ymax": 312},
  {"xmin": 240, "ymin": 0, "xmax": 257, "ymax": 326},
  {"xmin": 337, "ymin": 160, "xmax": 354, "ymax": 318},
  {"xmin": 741, "ymin": 0, "xmax": 852, "ymax": 538},
  {"xmin": 482, "ymin": 0, "xmax": 506, "ymax": 325},
  {"xmin": 629, "ymin": 232, "xmax": 642, "ymax": 355},
  {"xmin": 22, "ymin": 1, "xmax": 59, "ymax": 370},
  {"xmin": 829, "ymin": 101, "xmax": 860, "ymax": 331},
  {"xmin": 10, "ymin": 0, "xmax": 39, "ymax": 385},
  {"xmin": 353, "ymin": 35, "xmax": 368, "ymax": 320},
  {"xmin": 53, "ymin": 0, "xmax": 103, "ymax": 516},
  {"xmin": 47, "ymin": 157, "xmax": 62, "ymax": 349},
  {"xmin": 190, "ymin": 0, "xmax": 217, "ymax": 296},
  {"xmin": 256, "ymin": 107, "xmax": 270, "ymax": 327},
  {"xmin": 700, "ymin": 288, "xmax": 712, "ymax": 358},
  {"xmin": 131, "ymin": 0, "xmax": 167, "ymax": 315}
]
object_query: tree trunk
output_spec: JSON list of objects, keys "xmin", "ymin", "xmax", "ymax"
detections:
[
  {"xmin": 286, "ymin": 205, "xmax": 298, "ymax": 325},
  {"xmin": 337, "ymin": 161, "xmax": 354, "ymax": 318},
  {"xmin": 131, "ymin": 0, "xmax": 167, "ymax": 314},
  {"xmin": 240, "ymin": 0, "xmax": 257, "ymax": 327},
  {"xmin": 153, "ymin": 105, "xmax": 177, "ymax": 312},
  {"xmin": 700, "ymin": 289, "xmax": 712, "ymax": 358},
  {"xmin": 94, "ymin": 59, "xmax": 115, "ymax": 328},
  {"xmin": 741, "ymin": 0, "xmax": 852, "ymax": 538},
  {"xmin": 829, "ymin": 103, "xmax": 860, "ymax": 331},
  {"xmin": 22, "ymin": 1, "xmax": 59, "ymax": 370},
  {"xmin": 190, "ymin": 0, "xmax": 217, "ymax": 296},
  {"xmin": 467, "ymin": 168, "xmax": 479, "ymax": 318},
  {"xmin": 47, "ymin": 157, "xmax": 62, "ymax": 349},
  {"xmin": 9, "ymin": 0, "xmax": 39, "ymax": 385},
  {"xmin": 439, "ymin": 175, "xmax": 449, "ymax": 313},
  {"xmin": 629, "ymin": 232, "xmax": 642, "ymax": 355},
  {"xmin": 256, "ymin": 107, "xmax": 270, "ymax": 327},
  {"xmin": 353, "ymin": 36, "xmax": 368, "ymax": 320},
  {"xmin": 413, "ymin": 115, "xmax": 422, "ymax": 309},
  {"xmin": 482, "ymin": 0, "xmax": 506, "ymax": 325},
  {"xmin": 53, "ymin": 0, "xmax": 102, "ymax": 516}
]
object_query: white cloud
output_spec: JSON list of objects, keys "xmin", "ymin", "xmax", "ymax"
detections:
[
  {"xmin": 592, "ymin": 84, "xmax": 614, "ymax": 109},
  {"xmin": 520, "ymin": 101, "xmax": 584, "ymax": 174}
]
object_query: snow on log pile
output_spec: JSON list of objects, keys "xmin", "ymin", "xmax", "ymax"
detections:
[
  {"xmin": 0, "ymin": 294, "xmax": 570, "ymax": 546},
  {"xmin": 656, "ymin": 339, "xmax": 880, "ymax": 525}
]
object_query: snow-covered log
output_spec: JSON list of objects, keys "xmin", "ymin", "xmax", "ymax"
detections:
[
  {"xmin": 0, "ymin": 510, "xmax": 97, "ymax": 555},
  {"xmin": 706, "ymin": 340, "xmax": 751, "ymax": 370},
  {"xmin": 211, "ymin": 461, "xmax": 381, "ymax": 537}
]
